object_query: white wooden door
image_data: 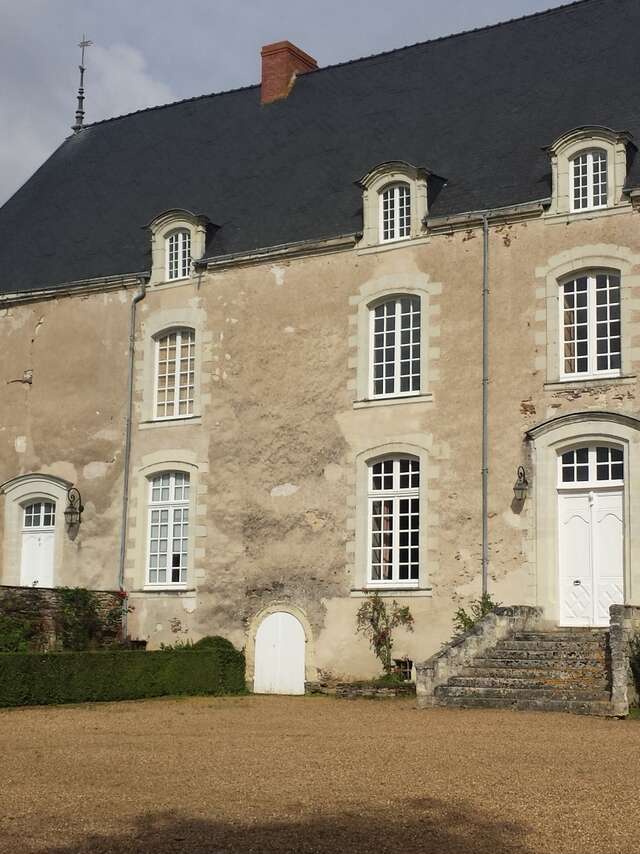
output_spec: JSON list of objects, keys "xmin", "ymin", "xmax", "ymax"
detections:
[
  {"xmin": 559, "ymin": 489, "xmax": 623, "ymax": 627},
  {"xmin": 20, "ymin": 531, "xmax": 55, "ymax": 587},
  {"xmin": 254, "ymin": 612, "xmax": 305, "ymax": 695},
  {"xmin": 20, "ymin": 500, "xmax": 56, "ymax": 587}
]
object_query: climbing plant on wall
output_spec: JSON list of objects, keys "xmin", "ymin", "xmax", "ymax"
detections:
[{"xmin": 355, "ymin": 592, "xmax": 414, "ymax": 676}]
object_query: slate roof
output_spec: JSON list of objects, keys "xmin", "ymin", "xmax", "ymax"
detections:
[{"xmin": 2, "ymin": 0, "xmax": 640, "ymax": 295}]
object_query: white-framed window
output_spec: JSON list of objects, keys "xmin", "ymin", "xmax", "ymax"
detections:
[
  {"xmin": 380, "ymin": 183, "xmax": 411, "ymax": 242},
  {"xmin": 570, "ymin": 149, "xmax": 607, "ymax": 212},
  {"xmin": 560, "ymin": 272, "xmax": 621, "ymax": 378},
  {"xmin": 558, "ymin": 445, "xmax": 624, "ymax": 486},
  {"xmin": 166, "ymin": 229, "xmax": 191, "ymax": 280},
  {"xmin": 147, "ymin": 471, "xmax": 189, "ymax": 585},
  {"xmin": 23, "ymin": 501, "xmax": 56, "ymax": 528},
  {"xmin": 368, "ymin": 456, "xmax": 420, "ymax": 587},
  {"xmin": 154, "ymin": 328, "xmax": 195, "ymax": 419},
  {"xmin": 370, "ymin": 296, "xmax": 421, "ymax": 397}
]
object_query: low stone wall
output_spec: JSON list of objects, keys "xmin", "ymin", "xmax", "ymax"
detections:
[
  {"xmin": 415, "ymin": 606, "xmax": 544, "ymax": 709},
  {"xmin": 307, "ymin": 681, "xmax": 416, "ymax": 699},
  {"xmin": 0, "ymin": 585, "xmax": 124, "ymax": 649},
  {"xmin": 609, "ymin": 604, "xmax": 640, "ymax": 717}
]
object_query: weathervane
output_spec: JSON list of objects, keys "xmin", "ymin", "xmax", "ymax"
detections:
[{"xmin": 72, "ymin": 34, "xmax": 93, "ymax": 133}]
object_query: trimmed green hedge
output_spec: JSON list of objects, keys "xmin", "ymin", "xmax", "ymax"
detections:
[{"xmin": 0, "ymin": 646, "xmax": 246, "ymax": 707}]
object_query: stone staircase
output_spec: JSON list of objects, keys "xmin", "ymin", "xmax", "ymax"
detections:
[{"xmin": 434, "ymin": 628, "xmax": 613, "ymax": 715}]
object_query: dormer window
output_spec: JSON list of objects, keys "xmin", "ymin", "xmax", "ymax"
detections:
[
  {"xmin": 546, "ymin": 127, "xmax": 634, "ymax": 217},
  {"xmin": 380, "ymin": 183, "xmax": 411, "ymax": 242},
  {"xmin": 358, "ymin": 162, "xmax": 430, "ymax": 248},
  {"xmin": 166, "ymin": 229, "xmax": 191, "ymax": 280},
  {"xmin": 571, "ymin": 149, "xmax": 607, "ymax": 211},
  {"xmin": 147, "ymin": 209, "xmax": 210, "ymax": 286}
]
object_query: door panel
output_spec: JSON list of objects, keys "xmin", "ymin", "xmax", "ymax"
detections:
[
  {"xmin": 20, "ymin": 531, "xmax": 55, "ymax": 587},
  {"xmin": 559, "ymin": 493, "xmax": 593, "ymax": 625},
  {"xmin": 254, "ymin": 612, "xmax": 305, "ymax": 695},
  {"xmin": 593, "ymin": 491, "xmax": 624, "ymax": 626}
]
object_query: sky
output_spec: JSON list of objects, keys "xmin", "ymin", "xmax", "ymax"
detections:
[{"xmin": 0, "ymin": 0, "xmax": 570, "ymax": 205}]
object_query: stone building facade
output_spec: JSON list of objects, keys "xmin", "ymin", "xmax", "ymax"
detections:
[{"xmin": 1, "ymin": 0, "xmax": 640, "ymax": 685}]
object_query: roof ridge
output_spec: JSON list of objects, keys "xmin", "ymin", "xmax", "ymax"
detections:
[{"xmin": 81, "ymin": 0, "xmax": 602, "ymax": 131}]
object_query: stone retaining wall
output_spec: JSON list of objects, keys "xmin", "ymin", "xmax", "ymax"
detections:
[
  {"xmin": 307, "ymin": 681, "xmax": 416, "ymax": 699},
  {"xmin": 609, "ymin": 604, "xmax": 640, "ymax": 716},
  {"xmin": 0, "ymin": 585, "xmax": 124, "ymax": 649}
]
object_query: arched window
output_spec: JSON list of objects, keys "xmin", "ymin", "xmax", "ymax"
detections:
[
  {"xmin": 379, "ymin": 183, "xmax": 411, "ymax": 242},
  {"xmin": 368, "ymin": 456, "xmax": 420, "ymax": 586},
  {"xmin": 570, "ymin": 149, "xmax": 607, "ymax": 211},
  {"xmin": 147, "ymin": 471, "xmax": 190, "ymax": 585},
  {"xmin": 165, "ymin": 229, "xmax": 191, "ymax": 280},
  {"xmin": 560, "ymin": 271, "xmax": 620, "ymax": 378},
  {"xmin": 154, "ymin": 328, "xmax": 196, "ymax": 419},
  {"xmin": 370, "ymin": 296, "xmax": 421, "ymax": 397}
]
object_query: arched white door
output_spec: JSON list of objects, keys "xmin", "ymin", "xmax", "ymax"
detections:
[{"xmin": 254, "ymin": 611, "xmax": 306, "ymax": 695}]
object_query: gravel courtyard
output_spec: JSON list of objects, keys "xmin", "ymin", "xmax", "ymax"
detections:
[{"xmin": 0, "ymin": 695, "xmax": 638, "ymax": 853}]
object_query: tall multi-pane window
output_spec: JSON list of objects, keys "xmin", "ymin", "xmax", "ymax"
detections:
[
  {"xmin": 380, "ymin": 183, "xmax": 411, "ymax": 242},
  {"xmin": 571, "ymin": 149, "xmax": 607, "ymax": 211},
  {"xmin": 147, "ymin": 472, "xmax": 190, "ymax": 585},
  {"xmin": 166, "ymin": 229, "xmax": 191, "ymax": 280},
  {"xmin": 155, "ymin": 328, "xmax": 195, "ymax": 418},
  {"xmin": 561, "ymin": 272, "xmax": 621, "ymax": 378},
  {"xmin": 368, "ymin": 457, "xmax": 420, "ymax": 586},
  {"xmin": 371, "ymin": 296, "xmax": 420, "ymax": 397}
]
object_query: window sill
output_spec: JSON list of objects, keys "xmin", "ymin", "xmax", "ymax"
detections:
[
  {"xmin": 356, "ymin": 235, "xmax": 430, "ymax": 256},
  {"xmin": 139, "ymin": 415, "xmax": 202, "ymax": 430},
  {"xmin": 544, "ymin": 375, "xmax": 635, "ymax": 391},
  {"xmin": 132, "ymin": 585, "xmax": 194, "ymax": 594},
  {"xmin": 353, "ymin": 393, "xmax": 433, "ymax": 410},
  {"xmin": 350, "ymin": 588, "xmax": 432, "ymax": 598}
]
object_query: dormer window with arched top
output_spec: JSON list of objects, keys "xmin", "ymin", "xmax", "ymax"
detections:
[
  {"xmin": 546, "ymin": 127, "xmax": 634, "ymax": 217},
  {"xmin": 358, "ymin": 162, "xmax": 430, "ymax": 248},
  {"xmin": 147, "ymin": 209, "xmax": 209, "ymax": 286},
  {"xmin": 570, "ymin": 148, "xmax": 607, "ymax": 211},
  {"xmin": 166, "ymin": 229, "xmax": 191, "ymax": 280},
  {"xmin": 380, "ymin": 182, "xmax": 411, "ymax": 242}
]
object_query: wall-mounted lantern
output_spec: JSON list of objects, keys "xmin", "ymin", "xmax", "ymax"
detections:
[
  {"xmin": 513, "ymin": 466, "xmax": 529, "ymax": 502},
  {"xmin": 64, "ymin": 487, "xmax": 84, "ymax": 528}
]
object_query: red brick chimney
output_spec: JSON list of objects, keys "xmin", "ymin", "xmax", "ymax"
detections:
[{"xmin": 260, "ymin": 41, "xmax": 318, "ymax": 105}]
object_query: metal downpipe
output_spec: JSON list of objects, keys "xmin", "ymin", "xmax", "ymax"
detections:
[
  {"xmin": 118, "ymin": 279, "xmax": 147, "ymax": 637},
  {"xmin": 481, "ymin": 215, "xmax": 489, "ymax": 597}
]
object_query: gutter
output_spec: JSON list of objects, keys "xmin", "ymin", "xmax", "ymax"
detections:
[
  {"xmin": 425, "ymin": 199, "xmax": 549, "ymax": 233},
  {"xmin": 117, "ymin": 278, "xmax": 147, "ymax": 636}
]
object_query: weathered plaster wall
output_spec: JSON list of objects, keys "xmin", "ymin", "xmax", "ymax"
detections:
[{"xmin": 1, "ymin": 206, "xmax": 640, "ymax": 680}]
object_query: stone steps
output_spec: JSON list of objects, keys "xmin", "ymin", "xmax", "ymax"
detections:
[
  {"xmin": 449, "ymin": 676, "xmax": 608, "ymax": 690},
  {"xmin": 434, "ymin": 627, "xmax": 612, "ymax": 716},
  {"xmin": 436, "ymin": 685, "xmax": 608, "ymax": 701},
  {"xmin": 437, "ymin": 695, "xmax": 613, "ymax": 716}
]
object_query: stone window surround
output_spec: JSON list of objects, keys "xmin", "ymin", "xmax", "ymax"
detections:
[
  {"xmin": 357, "ymin": 161, "xmax": 429, "ymax": 248},
  {"xmin": 526, "ymin": 412, "xmax": 640, "ymax": 625},
  {"xmin": 0, "ymin": 473, "xmax": 72, "ymax": 586},
  {"xmin": 139, "ymin": 306, "xmax": 205, "ymax": 425},
  {"xmin": 351, "ymin": 442, "xmax": 434, "ymax": 593},
  {"xmin": 350, "ymin": 272, "xmax": 439, "ymax": 406},
  {"xmin": 147, "ymin": 209, "xmax": 208, "ymax": 287},
  {"xmin": 545, "ymin": 127, "xmax": 633, "ymax": 218},
  {"xmin": 535, "ymin": 244, "xmax": 640, "ymax": 385},
  {"xmin": 126, "ymin": 451, "xmax": 201, "ymax": 593}
]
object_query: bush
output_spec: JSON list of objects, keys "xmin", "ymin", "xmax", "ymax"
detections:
[
  {"xmin": 0, "ymin": 645, "xmax": 247, "ymax": 707},
  {"xmin": 355, "ymin": 593, "xmax": 414, "ymax": 676},
  {"xmin": 630, "ymin": 635, "xmax": 640, "ymax": 697},
  {"xmin": 452, "ymin": 593, "xmax": 501, "ymax": 638}
]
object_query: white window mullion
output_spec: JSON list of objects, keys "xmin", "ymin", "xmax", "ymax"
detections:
[
  {"xmin": 393, "ymin": 298, "xmax": 402, "ymax": 394},
  {"xmin": 587, "ymin": 275, "xmax": 596, "ymax": 375}
]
